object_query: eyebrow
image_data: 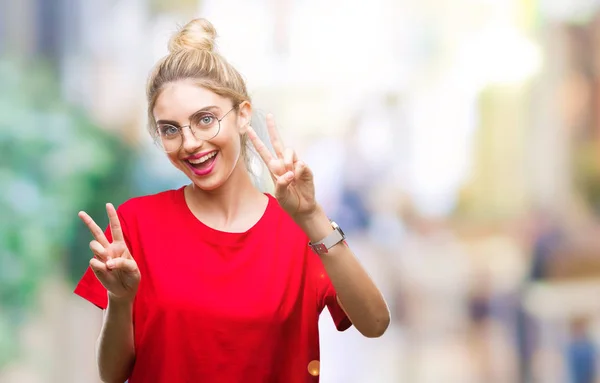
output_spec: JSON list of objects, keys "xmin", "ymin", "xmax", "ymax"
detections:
[{"xmin": 156, "ymin": 105, "xmax": 221, "ymax": 125}]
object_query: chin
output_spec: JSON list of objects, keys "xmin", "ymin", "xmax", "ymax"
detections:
[
  {"xmin": 187, "ymin": 165, "xmax": 236, "ymax": 192},
  {"xmin": 190, "ymin": 177, "xmax": 224, "ymax": 192}
]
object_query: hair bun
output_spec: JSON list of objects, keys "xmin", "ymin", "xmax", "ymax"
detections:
[{"xmin": 168, "ymin": 18, "xmax": 217, "ymax": 53}]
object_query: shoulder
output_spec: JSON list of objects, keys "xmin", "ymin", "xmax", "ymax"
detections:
[
  {"xmin": 264, "ymin": 194, "xmax": 295, "ymax": 225},
  {"xmin": 262, "ymin": 193, "xmax": 309, "ymax": 242}
]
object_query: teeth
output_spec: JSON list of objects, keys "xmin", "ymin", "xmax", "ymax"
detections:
[{"xmin": 189, "ymin": 152, "xmax": 217, "ymax": 164}]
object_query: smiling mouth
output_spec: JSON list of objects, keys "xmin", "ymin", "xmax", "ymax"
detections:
[{"xmin": 186, "ymin": 151, "xmax": 218, "ymax": 173}]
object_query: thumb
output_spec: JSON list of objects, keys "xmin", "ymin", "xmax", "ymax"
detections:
[
  {"xmin": 274, "ymin": 171, "xmax": 294, "ymax": 201},
  {"xmin": 106, "ymin": 257, "xmax": 138, "ymax": 273}
]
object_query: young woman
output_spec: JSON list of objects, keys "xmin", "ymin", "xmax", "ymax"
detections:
[{"xmin": 74, "ymin": 18, "xmax": 390, "ymax": 383}]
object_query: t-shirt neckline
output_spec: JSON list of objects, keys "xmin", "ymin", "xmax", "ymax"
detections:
[{"xmin": 176, "ymin": 186, "xmax": 275, "ymax": 244}]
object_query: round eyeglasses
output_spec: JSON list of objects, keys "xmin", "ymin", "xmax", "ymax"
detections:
[{"xmin": 155, "ymin": 106, "xmax": 236, "ymax": 153}]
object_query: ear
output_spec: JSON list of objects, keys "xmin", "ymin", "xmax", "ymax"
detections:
[{"xmin": 237, "ymin": 101, "xmax": 252, "ymax": 134}]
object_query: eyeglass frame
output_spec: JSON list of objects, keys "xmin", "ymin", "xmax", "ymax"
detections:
[{"xmin": 154, "ymin": 105, "xmax": 237, "ymax": 153}]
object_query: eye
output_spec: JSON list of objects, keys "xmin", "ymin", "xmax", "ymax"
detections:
[
  {"xmin": 159, "ymin": 125, "xmax": 180, "ymax": 137},
  {"xmin": 198, "ymin": 114, "xmax": 215, "ymax": 126}
]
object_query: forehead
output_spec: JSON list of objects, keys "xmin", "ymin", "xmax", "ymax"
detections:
[{"xmin": 153, "ymin": 80, "xmax": 227, "ymax": 121}]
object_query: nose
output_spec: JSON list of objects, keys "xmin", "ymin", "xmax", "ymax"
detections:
[{"xmin": 181, "ymin": 125, "xmax": 203, "ymax": 153}]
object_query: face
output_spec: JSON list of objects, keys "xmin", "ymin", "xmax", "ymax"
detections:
[{"xmin": 153, "ymin": 79, "xmax": 251, "ymax": 191}]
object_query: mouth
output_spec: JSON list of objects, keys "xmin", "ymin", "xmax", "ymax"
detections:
[{"xmin": 184, "ymin": 151, "xmax": 218, "ymax": 176}]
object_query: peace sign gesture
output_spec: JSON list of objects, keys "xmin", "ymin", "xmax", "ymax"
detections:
[
  {"xmin": 247, "ymin": 114, "xmax": 317, "ymax": 219},
  {"xmin": 78, "ymin": 203, "xmax": 140, "ymax": 302}
]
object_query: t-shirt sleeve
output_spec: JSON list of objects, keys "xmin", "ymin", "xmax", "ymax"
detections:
[
  {"xmin": 74, "ymin": 262, "xmax": 108, "ymax": 309},
  {"xmin": 74, "ymin": 207, "xmax": 131, "ymax": 310},
  {"xmin": 73, "ymin": 226, "xmax": 113, "ymax": 309},
  {"xmin": 322, "ymin": 276, "xmax": 352, "ymax": 331},
  {"xmin": 307, "ymin": 244, "xmax": 352, "ymax": 332}
]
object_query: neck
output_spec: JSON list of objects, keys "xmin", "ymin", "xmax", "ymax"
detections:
[{"xmin": 186, "ymin": 160, "xmax": 264, "ymax": 226}]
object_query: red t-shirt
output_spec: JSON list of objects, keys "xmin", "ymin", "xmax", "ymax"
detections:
[{"xmin": 74, "ymin": 187, "xmax": 351, "ymax": 383}]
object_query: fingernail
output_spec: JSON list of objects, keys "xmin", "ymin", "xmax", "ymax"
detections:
[
  {"xmin": 106, "ymin": 260, "xmax": 114, "ymax": 268},
  {"xmin": 286, "ymin": 172, "xmax": 294, "ymax": 181}
]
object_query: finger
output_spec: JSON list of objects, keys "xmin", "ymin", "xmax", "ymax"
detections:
[
  {"xmin": 274, "ymin": 171, "xmax": 294, "ymax": 201},
  {"xmin": 106, "ymin": 257, "xmax": 138, "ymax": 273},
  {"xmin": 105, "ymin": 241, "xmax": 133, "ymax": 261},
  {"xmin": 247, "ymin": 125, "xmax": 275, "ymax": 165},
  {"xmin": 283, "ymin": 148, "xmax": 297, "ymax": 173},
  {"xmin": 106, "ymin": 203, "xmax": 124, "ymax": 242},
  {"xmin": 294, "ymin": 160, "xmax": 312, "ymax": 181},
  {"xmin": 293, "ymin": 160, "xmax": 305, "ymax": 181},
  {"xmin": 90, "ymin": 257, "xmax": 108, "ymax": 274},
  {"xmin": 89, "ymin": 240, "xmax": 108, "ymax": 261},
  {"xmin": 266, "ymin": 114, "xmax": 285, "ymax": 158},
  {"xmin": 78, "ymin": 211, "xmax": 110, "ymax": 248}
]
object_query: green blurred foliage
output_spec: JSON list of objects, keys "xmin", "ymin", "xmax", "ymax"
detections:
[{"xmin": 0, "ymin": 58, "xmax": 136, "ymax": 367}]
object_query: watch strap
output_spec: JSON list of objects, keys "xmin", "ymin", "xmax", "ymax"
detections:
[{"xmin": 309, "ymin": 221, "xmax": 345, "ymax": 254}]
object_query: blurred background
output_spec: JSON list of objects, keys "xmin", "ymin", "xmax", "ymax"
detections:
[{"xmin": 2, "ymin": 0, "xmax": 600, "ymax": 382}]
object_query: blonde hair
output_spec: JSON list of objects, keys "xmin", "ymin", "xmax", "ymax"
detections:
[{"xmin": 146, "ymin": 18, "xmax": 252, "ymax": 163}]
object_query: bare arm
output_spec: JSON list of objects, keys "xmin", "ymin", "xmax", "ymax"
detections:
[
  {"xmin": 297, "ymin": 205, "xmax": 391, "ymax": 338},
  {"xmin": 96, "ymin": 295, "xmax": 135, "ymax": 383},
  {"xmin": 78, "ymin": 204, "xmax": 140, "ymax": 382}
]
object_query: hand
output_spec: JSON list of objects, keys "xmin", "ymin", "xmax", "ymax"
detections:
[
  {"xmin": 78, "ymin": 203, "xmax": 141, "ymax": 302},
  {"xmin": 247, "ymin": 114, "xmax": 318, "ymax": 219}
]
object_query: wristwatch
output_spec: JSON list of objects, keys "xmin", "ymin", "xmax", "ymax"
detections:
[{"xmin": 308, "ymin": 221, "xmax": 346, "ymax": 255}]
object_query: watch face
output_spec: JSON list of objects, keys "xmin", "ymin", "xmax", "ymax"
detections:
[{"xmin": 331, "ymin": 221, "xmax": 345, "ymax": 237}]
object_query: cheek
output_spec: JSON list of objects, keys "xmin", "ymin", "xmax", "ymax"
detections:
[{"xmin": 221, "ymin": 130, "xmax": 243, "ymax": 157}]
